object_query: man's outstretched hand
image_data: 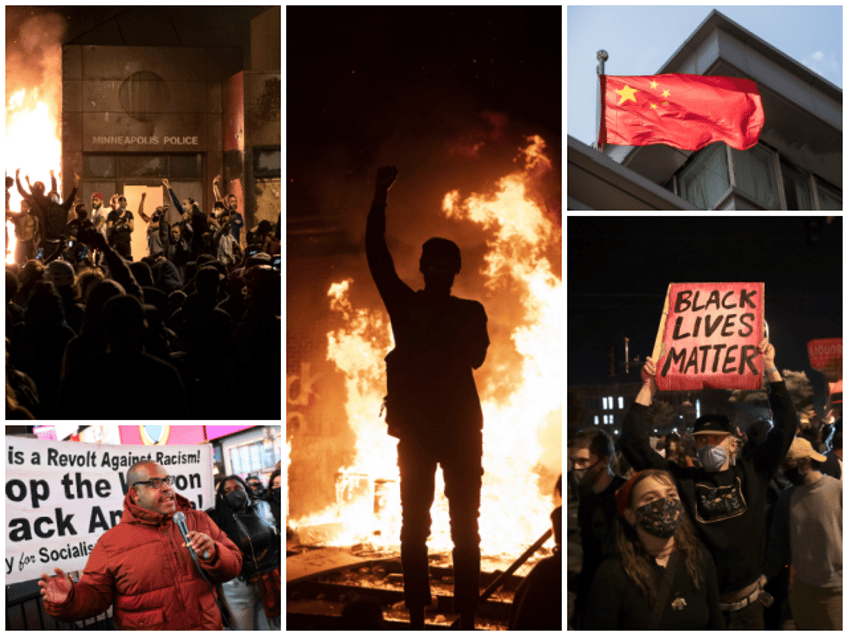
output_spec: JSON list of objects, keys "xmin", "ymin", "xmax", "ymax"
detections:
[
  {"xmin": 375, "ymin": 166, "xmax": 398, "ymax": 193},
  {"xmin": 39, "ymin": 568, "xmax": 72, "ymax": 605}
]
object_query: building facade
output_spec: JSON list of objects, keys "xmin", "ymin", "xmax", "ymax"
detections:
[
  {"xmin": 568, "ymin": 10, "xmax": 842, "ymax": 211},
  {"xmin": 61, "ymin": 8, "xmax": 280, "ymax": 258}
]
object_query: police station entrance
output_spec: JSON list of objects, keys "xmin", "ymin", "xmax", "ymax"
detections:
[{"xmin": 81, "ymin": 152, "xmax": 204, "ymax": 260}]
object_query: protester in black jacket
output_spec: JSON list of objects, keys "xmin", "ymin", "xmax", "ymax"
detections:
[
  {"xmin": 205, "ymin": 475, "xmax": 280, "ymax": 630},
  {"xmin": 619, "ymin": 337, "xmax": 798, "ymax": 629}
]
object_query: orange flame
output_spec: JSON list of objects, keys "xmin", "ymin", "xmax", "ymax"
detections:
[
  {"xmin": 6, "ymin": 88, "xmax": 63, "ymax": 210},
  {"xmin": 290, "ymin": 137, "xmax": 561, "ymax": 560}
]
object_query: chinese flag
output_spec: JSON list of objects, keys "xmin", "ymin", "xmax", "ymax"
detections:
[{"xmin": 599, "ymin": 74, "xmax": 764, "ymax": 151}]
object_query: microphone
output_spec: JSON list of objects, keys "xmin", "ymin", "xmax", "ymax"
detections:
[{"xmin": 173, "ymin": 511, "xmax": 209, "ymax": 560}]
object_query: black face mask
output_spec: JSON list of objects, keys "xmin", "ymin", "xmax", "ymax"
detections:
[
  {"xmin": 270, "ymin": 487, "xmax": 281, "ymax": 501},
  {"xmin": 784, "ymin": 467, "xmax": 807, "ymax": 486},
  {"xmin": 225, "ymin": 489, "xmax": 249, "ymax": 512}
]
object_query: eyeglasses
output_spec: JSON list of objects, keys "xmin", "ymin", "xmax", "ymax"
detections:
[{"xmin": 133, "ymin": 476, "xmax": 173, "ymax": 489}]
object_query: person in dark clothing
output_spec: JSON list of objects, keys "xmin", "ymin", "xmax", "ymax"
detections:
[
  {"xmin": 205, "ymin": 475, "xmax": 281, "ymax": 630},
  {"xmin": 366, "ymin": 166, "xmax": 489, "ymax": 630},
  {"xmin": 508, "ymin": 476, "xmax": 563, "ymax": 630},
  {"xmin": 162, "ymin": 179, "xmax": 207, "ymax": 258},
  {"xmin": 619, "ymin": 338, "xmax": 798, "ymax": 629},
  {"xmin": 8, "ymin": 280, "xmax": 75, "ymax": 419},
  {"xmin": 106, "ymin": 195, "xmax": 135, "ymax": 259},
  {"xmin": 583, "ymin": 469, "xmax": 724, "ymax": 629},
  {"xmin": 567, "ymin": 429, "xmax": 627, "ymax": 628},
  {"xmin": 17, "ymin": 170, "xmax": 79, "ymax": 244},
  {"xmin": 819, "ymin": 426, "xmax": 842, "ymax": 480},
  {"xmin": 266, "ymin": 468, "xmax": 281, "ymax": 531},
  {"xmin": 58, "ymin": 294, "xmax": 188, "ymax": 419}
]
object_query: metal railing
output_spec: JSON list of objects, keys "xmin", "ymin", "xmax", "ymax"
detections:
[{"xmin": 6, "ymin": 588, "xmax": 113, "ymax": 630}]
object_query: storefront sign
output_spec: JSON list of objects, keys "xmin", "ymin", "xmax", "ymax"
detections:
[{"xmin": 652, "ymin": 282, "xmax": 765, "ymax": 391}]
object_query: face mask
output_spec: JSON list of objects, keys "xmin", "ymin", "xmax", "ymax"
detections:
[
  {"xmin": 271, "ymin": 487, "xmax": 281, "ymax": 501},
  {"xmin": 634, "ymin": 497, "xmax": 684, "ymax": 539},
  {"xmin": 783, "ymin": 466, "xmax": 807, "ymax": 486},
  {"xmin": 225, "ymin": 489, "xmax": 249, "ymax": 512},
  {"xmin": 698, "ymin": 445, "xmax": 728, "ymax": 472},
  {"xmin": 572, "ymin": 459, "xmax": 602, "ymax": 487}
]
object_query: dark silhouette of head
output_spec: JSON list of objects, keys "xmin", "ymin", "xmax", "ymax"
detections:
[
  {"xmin": 32, "ymin": 181, "xmax": 45, "ymax": 196},
  {"xmin": 419, "ymin": 237, "xmax": 461, "ymax": 295},
  {"xmin": 101, "ymin": 294, "xmax": 146, "ymax": 353},
  {"xmin": 196, "ymin": 266, "xmax": 221, "ymax": 299}
]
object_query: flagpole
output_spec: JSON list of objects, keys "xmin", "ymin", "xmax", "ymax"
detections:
[{"xmin": 594, "ymin": 50, "xmax": 608, "ymax": 151}]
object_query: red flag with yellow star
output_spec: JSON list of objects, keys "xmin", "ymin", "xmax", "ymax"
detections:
[{"xmin": 599, "ymin": 73, "xmax": 764, "ymax": 151}]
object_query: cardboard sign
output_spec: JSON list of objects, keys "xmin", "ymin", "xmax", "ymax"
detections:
[
  {"xmin": 5, "ymin": 438, "xmax": 214, "ymax": 584},
  {"xmin": 808, "ymin": 338, "xmax": 842, "ymax": 371},
  {"xmin": 652, "ymin": 282, "xmax": 765, "ymax": 391}
]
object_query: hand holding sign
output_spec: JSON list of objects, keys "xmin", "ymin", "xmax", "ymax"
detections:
[
  {"xmin": 758, "ymin": 337, "xmax": 775, "ymax": 365},
  {"xmin": 39, "ymin": 567, "xmax": 72, "ymax": 605},
  {"xmin": 641, "ymin": 356, "xmax": 657, "ymax": 386}
]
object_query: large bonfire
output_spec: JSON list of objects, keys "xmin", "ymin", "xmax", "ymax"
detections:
[{"xmin": 290, "ymin": 136, "xmax": 561, "ymax": 561}]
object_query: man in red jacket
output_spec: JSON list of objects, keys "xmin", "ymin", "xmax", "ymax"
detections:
[{"xmin": 39, "ymin": 461, "xmax": 242, "ymax": 630}]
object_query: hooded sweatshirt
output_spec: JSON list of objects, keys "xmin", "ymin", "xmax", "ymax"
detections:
[{"xmin": 43, "ymin": 491, "xmax": 242, "ymax": 630}]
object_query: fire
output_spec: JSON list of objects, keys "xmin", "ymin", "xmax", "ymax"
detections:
[
  {"xmin": 6, "ymin": 88, "xmax": 63, "ymax": 207},
  {"xmin": 6, "ymin": 221, "xmax": 17, "ymax": 266},
  {"xmin": 290, "ymin": 137, "xmax": 561, "ymax": 561},
  {"xmin": 5, "ymin": 88, "xmax": 63, "ymax": 265}
]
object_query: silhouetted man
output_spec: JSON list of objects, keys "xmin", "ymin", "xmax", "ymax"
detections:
[{"xmin": 366, "ymin": 166, "xmax": 489, "ymax": 630}]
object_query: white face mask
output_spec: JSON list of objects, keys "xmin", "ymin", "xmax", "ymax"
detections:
[{"xmin": 698, "ymin": 445, "xmax": 728, "ymax": 472}]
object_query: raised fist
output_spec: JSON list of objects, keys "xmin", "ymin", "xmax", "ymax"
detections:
[{"xmin": 375, "ymin": 166, "xmax": 398, "ymax": 192}]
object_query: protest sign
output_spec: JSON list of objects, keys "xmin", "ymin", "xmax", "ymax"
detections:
[
  {"xmin": 5, "ymin": 437, "xmax": 213, "ymax": 585},
  {"xmin": 808, "ymin": 338, "xmax": 842, "ymax": 376},
  {"xmin": 652, "ymin": 282, "xmax": 765, "ymax": 391}
]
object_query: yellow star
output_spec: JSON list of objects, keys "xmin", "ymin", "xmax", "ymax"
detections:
[
  {"xmin": 615, "ymin": 84, "xmax": 640, "ymax": 105},
  {"xmin": 650, "ymin": 80, "xmax": 658, "ymax": 89},
  {"xmin": 662, "ymin": 101, "xmax": 670, "ymax": 106},
  {"xmin": 662, "ymin": 89, "xmax": 670, "ymax": 97},
  {"xmin": 650, "ymin": 103, "xmax": 657, "ymax": 109}
]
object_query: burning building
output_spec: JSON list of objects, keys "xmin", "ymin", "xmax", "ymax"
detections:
[{"xmin": 6, "ymin": 7, "xmax": 280, "ymax": 262}]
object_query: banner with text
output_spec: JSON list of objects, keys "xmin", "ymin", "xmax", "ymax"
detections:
[
  {"xmin": 5, "ymin": 438, "xmax": 213, "ymax": 584},
  {"xmin": 653, "ymin": 282, "xmax": 765, "ymax": 391}
]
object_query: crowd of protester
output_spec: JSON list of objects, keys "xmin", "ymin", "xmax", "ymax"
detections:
[
  {"xmin": 568, "ymin": 339, "xmax": 843, "ymax": 630},
  {"xmin": 6, "ymin": 171, "xmax": 281, "ymax": 420}
]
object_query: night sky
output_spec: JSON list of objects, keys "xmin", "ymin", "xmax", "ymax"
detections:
[
  {"xmin": 568, "ymin": 216, "xmax": 842, "ymax": 407},
  {"xmin": 286, "ymin": 6, "xmax": 562, "ymax": 234}
]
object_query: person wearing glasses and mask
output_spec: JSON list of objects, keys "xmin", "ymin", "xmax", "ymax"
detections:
[
  {"xmin": 205, "ymin": 475, "xmax": 281, "ymax": 630},
  {"xmin": 619, "ymin": 337, "xmax": 799, "ymax": 629},
  {"xmin": 39, "ymin": 461, "xmax": 242, "ymax": 630}
]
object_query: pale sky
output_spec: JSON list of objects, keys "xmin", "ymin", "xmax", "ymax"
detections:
[{"xmin": 567, "ymin": 5, "xmax": 843, "ymax": 147}]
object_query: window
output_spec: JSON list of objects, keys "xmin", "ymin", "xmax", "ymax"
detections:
[
  {"xmin": 170, "ymin": 154, "xmax": 203, "ymax": 179},
  {"xmin": 816, "ymin": 179, "xmax": 842, "ymax": 210},
  {"xmin": 780, "ymin": 160, "xmax": 812, "ymax": 210},
  {"xmin": 602, "ymin": 397, "xmax": 609, "ymax": 410},
  {"xmin": 618, "ymin": 396, "xmax": 624, "ymax": 409},
  {"xmin": 594, "ymin": 415, "xmax": 599, "ymax": 426},
  {"xmin": 696, "ymin": 399, "xmax": 701, "ymax": 419},
  {"xmin": 120, "ymin": 155, "xmax": 166, "ymax": 178},
  {"xmin": 678, "ymin": 144, "xmax": 730, "ymax": 209},
  {"xmin": 731, "ymin": 145, "xmax": 779, "ymax": 209},
  {"xmin": 84, "ymin": 155, "xmax": 116, "ymax": 178},
  {"xmin": 254, "ymin": 146, "xmax": 281, "ymax": 179}
]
